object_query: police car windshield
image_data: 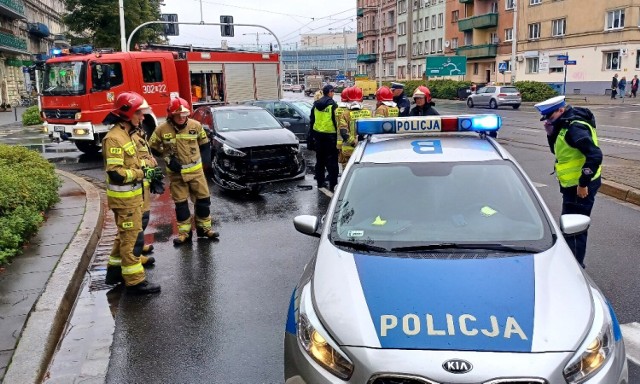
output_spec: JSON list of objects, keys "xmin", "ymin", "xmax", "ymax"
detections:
[
  {"xmin": 214, "ymin": 109, "xmax": 282, "ymax": 131},
  {"xmin": 43, "ymin": 61, "xmax": 86, "ymax": 96},
  {"xmin": 330, "ymin": 161, "xmax": 554, "ymax": 253}
]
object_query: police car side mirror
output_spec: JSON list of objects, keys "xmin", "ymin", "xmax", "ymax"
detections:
[
  {"xmin": 294, "ymin": 215, "xmax": 320, "ymax": 238},
  {"xmin": 560, "ymin": 214, "xmax": 591, "ymax": 236},
  {"xmin": 283, "ymin": 121, "xmax": 291, "ymax": 128}
]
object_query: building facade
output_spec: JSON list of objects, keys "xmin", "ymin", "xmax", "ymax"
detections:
[
  {"xmin": 281, "ymin": 47, "xmax": 357, "ymax": 83},
  {"xmin": 515, "ymin": 0, "xmax": 640, "ymax": 95},
  {"xmin": 300, "ymin": 32, "xmax": 356, "ymax": 50},
  {"xmin": 357, "ymin": 0, "xmax": 397, "ymax": 81},
  {"xmin": 0, "ymin": 0, "xmax": 66, "ymax": 106},
  {"xmin": 400, "ymin": 0, "xmax": 446, "ymax": 80}
]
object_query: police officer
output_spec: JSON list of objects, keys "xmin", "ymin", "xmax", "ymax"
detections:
[
  {"xmin": 149, "ymin": 97, "xmax": 219, "ymax": 245},
  {"xmin": 390, "ymin": 82, "xmax": 411, "ymax": 117},
  {"xmin": 374, "ymin": 86, "xmax": 399, "ymax": 117},
  {"xmin": 410, "ymin": 86, "xmax": 439, "ymax": 116},
  {"xmin": 337, "ymin": 86, "xmax": 371, "ymax": 166},
  {"xmin": 535, "ymin": 95, "xmax": 603, "ymax": 268},
  {"xmin": 309, "ymin": 84, "xmax": 339, "ymax": 191},
  {"xmin": 103, "ymin": 91, "xmax": 161, "ymax": 294}
]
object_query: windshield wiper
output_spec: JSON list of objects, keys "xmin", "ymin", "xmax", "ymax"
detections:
[
  {"xmin": 391, "ymin": 243, "xmax": 542, "ymax": 253},
  {"xmin": 333, "ymin": 240, "xmax": 388, "ymax": 253}
]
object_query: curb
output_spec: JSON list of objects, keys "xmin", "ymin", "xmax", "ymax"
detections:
[
  {"xmin": 600, "ymin": 179, "xmax": 640, "ymax": 206},
  {"xmin": 3, "ymin": 170, "xmax": 104, "ymax": 384}
]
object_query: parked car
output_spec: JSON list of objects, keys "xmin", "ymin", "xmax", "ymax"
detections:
[
  {"xmin": 242, "ymin": 99, "xmax": 312, "ymax": 141},
  {"xmin": 283, "ymin": 83, "xmax": 292, "ymax": 91},
  {"xmin": 291, "ymin": 84, "xmax": 303, "ymax": 93},
  {"xmin": 192, "ymin": 105, "xmax": 306, "ymax": 193},
  {"xmin": 467, "ymin": 85, "xmax": 522, "ymax": 109}
]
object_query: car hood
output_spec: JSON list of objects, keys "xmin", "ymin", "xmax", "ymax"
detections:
[
  {"xmin": 312, "ymin": 241, "xmax": 593, "ymax": 352},
  {"xmin": 219, "ymin": 128, "xmax": 297, "ymax": 149}
]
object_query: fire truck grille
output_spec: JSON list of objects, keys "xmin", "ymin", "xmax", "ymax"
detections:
[{"xmin": 43, "ymin": 109, "xmax": 80, "ymax": 120}]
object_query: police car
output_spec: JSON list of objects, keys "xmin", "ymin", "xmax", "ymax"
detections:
[{"xmin": 284, "ymin": 115, "xmax": 628, "ymax": 384}]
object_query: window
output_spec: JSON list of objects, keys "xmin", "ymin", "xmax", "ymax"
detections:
[
  {"xmin": 506, "ymin": 0, "xmax": 515, "ymax": 10},
  {"xmin": 398, "ymin": 44, "xmax": 407, "ymax": 57},
  {"xmin": 530, "ymin": 0, "xmax": 541, "ymax": 4},
  {"xmin": 388, "ymin": 62, "xmax": 395, "ymax": 76},
  {"xmin": 418, "ymin": 64, "xmax": 422, "ymax": 77},
  {"xmin": 552, "ymin": 18, "xmax": 566, "ymax": 36},
  {"xmin": 473, "ymin": 63, "xmax": 479, "ymax": 75},
  {"xmin": 636, "ymin": 50, "xmax": 640, "ymax": 69},
  {"xmin": 438, "ymin": 13, "xmax": 443, "ymax": 28},
  {"xmin": 432, "ymin": 15, "xmax": 436, "ymax": 29},
  {"xmin": 418, "ymin": 42, "xmax": 423, "ymax": 55},
  {"xmin": 452, "ymin": 37, "xmax": 459, "ymax": 49},
  {"xmin": 419, "ymin": 18, "xmax": 423, "ymax": 31},
  {"xmin": 526, "ymin": 57, "xmax": 539, "ymax": 73},
  {"xmin": 490, "ymin": 32, "xmax": 498, "ymax": 44},
  {"xmin": 412, "ymin": 43, "xmax": 417, "ymax": 56},
  {"xmin": 464, "ymin": 31, "xmax": 473, "ymax": 45},
  {"xmin": 431, "ymin": 39, "xmax": 436, "ymax": 53},
  {"xmin": 398, "ymin": 22, "xmax": 406, "ymax": 35},
  {"xmin": 91, "ymin": 62, "xmax": 123, "ymax": 91},
  {"xmin": 528, "ymin": 23, "xmax": 541, "ymax": 39},
  {"xmin": 491, "ymin": 2, "xmax": 498, "ymax": 13},
  {"xmin": 606, "ymin": 9, "xmax": 625, "ymax": 30},
  {"xmin": 452, "ymin": 10, "xmax": 459, "ymax": 22},
  {"xmin": 437, "ymin": 38, "xmax": 443, "ymax": 52},
  {"xmin": 413, "ymin": 19, "xmax": 418, "ymax": 32},
  {"xmin": 273, "ymin": 102, "xmax": 300, "ymax": 119},
  {"xmin": 549, "ymin": 55, "xmax": 565, "ymax": 73},
  {"xmin": 398, "ymin": 0, "xmax": 407, "ymax": 14},
  {"xmin": 604, "ymin": 51, "xmax": 621, "ymax": 70},
  {"xmin": 425, "ymin": 16, "xmax": 429, "ymax": 29},
  {"xmin": 505, "ymin": 28, "xmax": 513, "ymax": 41},
  {"xmin": 141, "ymin": 61, "xmax": 163, "ymax": 83}
]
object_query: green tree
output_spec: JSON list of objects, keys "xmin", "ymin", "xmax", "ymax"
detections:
[{"xmin": 63, "ymin": 0, "xmax": 164, "ymax": 50}]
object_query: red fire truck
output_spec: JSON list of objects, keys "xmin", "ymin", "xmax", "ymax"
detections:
[{"xmin": 43, "ymin": 45, "xmax": 282, "ymax": 154}]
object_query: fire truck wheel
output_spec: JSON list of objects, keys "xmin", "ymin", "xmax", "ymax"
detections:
[{"xmin": 75, "ymin": 140, "xmax": 100, "ymax": 155}]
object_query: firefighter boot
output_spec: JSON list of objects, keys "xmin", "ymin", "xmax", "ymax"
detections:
[
  {"xmin": 141, "ymin": 244, "xmax": 154, "ymax": 254},
  {"xmin": 105, "ymin": 266, "xmax": 124, "ymax": 285},
  {"xmin": 173, "ymin": 231, "xmax": 193, "ymax": 246},
  {"xmin": 126, "ymin": 280, "xmax": 161, "ymax": 295},
  {"xmin": 140, "ymin": 255, "xmax": 156, "ymax": 267},
  {"xmin": 196, "ymin": 227, "xmax": 220, "ymax": 240}
]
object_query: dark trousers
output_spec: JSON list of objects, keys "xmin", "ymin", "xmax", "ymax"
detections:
[
  {"xmin": 611, "ymin": 89, "xmax": 617, "ymax": 99},
  {"xmin": 560, "ymin": 177, "xmax": 601, "ymax": 267},
  {"xmin": 314, "ymin": 131, "xmax": 338, "ymax": 190}
]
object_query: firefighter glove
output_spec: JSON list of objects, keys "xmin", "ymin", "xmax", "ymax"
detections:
[
  {"xmin": 165, "ymin": 156, "xmax": 182, "ymax": 173},
  {"xmin": 149, "ymin": 178, "xmax": 165, "ymax": 194},
  {"xmin": 143, "ymin": 166, "xmax": 164, "ymax": 181}
]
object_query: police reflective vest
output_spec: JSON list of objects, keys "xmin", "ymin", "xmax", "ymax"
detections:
[
  {"xmin": 313, "ymin": 105, "xmax": 336, "ymax": 133},
  {"xmin": 554, "ymin": 120, "xmax": 601, "ymax": 188},
  {"xmin": 340, "ymin": 108, "xmax": 372, "ymax": 156}
]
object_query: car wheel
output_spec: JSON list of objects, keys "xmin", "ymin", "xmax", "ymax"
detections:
[
  {"xmin": 489, "ymin": 99, "xmax": 498, "ymax": 109},
  {"xmin": 466, "ymin": 98, "xmax": 474, "ymax": 108},
  {"xmin": 74, "ymin": 140, "xmax": 100, "ymax": 154},
  {"xmin": 512, "ymin": 104, "xmax": 521, "ymax": 110}
]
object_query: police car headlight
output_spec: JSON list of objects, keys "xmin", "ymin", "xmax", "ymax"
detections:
[
  {"xmin": 222, "ymin": 143, "xmax": 246, "ymax": 157},
  {"xmin": 563, "ymin": 288, "xmax": 620, "ymax": 383},
  {"xmin": 297, "ymin": 284, "xmax": 354, "ymax": 380}
]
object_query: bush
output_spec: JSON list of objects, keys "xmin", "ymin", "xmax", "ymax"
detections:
[
  {"xmin": 22, "ymin": 105, "xmax": 43, "ymax": 126},
  {"xmin": 383, "ymin": 79, "xmax": 472, "ymax": 100},
  {"xmin": 514, "ymin": 81, "xmax": 558, "ymax": 102},
  {"xmin": 0, "ymin": 144, "xmax": 60, "ymax": 264}
]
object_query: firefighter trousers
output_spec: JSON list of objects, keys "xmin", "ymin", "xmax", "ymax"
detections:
[
  {"xmin": 169, "ymin": 171, "xmax": 213, "ymax": 234},
  {"xmin": 107, "ymin": 206, "xmax": 145, "ymax": 286}
]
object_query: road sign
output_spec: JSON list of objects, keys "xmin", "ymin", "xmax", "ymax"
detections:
[
  {"xmin": 426, "ymin": 56, "xmax": 467, "ymax": 76},
  {"xmin": 557, "ymin": 55, "xmax": 569, "ymax": 61},
  {"xmin": 565, "ymin": 60, "xmax": 577, "ymax": 65},
  {"xmin": 336, "ymin": 75, "xmax": 346, "ymax": 81},
  {"xmin": 498, "ymin": 62, "xmax": 508, "ymax": 73}
]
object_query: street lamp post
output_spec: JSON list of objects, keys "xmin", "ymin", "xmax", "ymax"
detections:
[{"xmin": 510, "ymin": 0, "xmax": 518, "ymax": 84}]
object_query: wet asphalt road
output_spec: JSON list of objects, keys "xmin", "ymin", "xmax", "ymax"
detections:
[{"xmin": 3, "ymin": 95, "xmax": 640, "ymax": 383}]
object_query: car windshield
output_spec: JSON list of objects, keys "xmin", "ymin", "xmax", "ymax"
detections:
[
  {"xmin": 501, "ymin": 87, "xmax": 518, "ymax": 93},
  {"xmin": 330, "ymin": 161, "xmax": 554, "ymax": 253},
  {"xmin": 292, "ymin": 101, "xmax": 312, "ymax": 116},
  {"xmin": 43, "ymin": 61, "xmax": 86, "ymax": 95},
  {"xmin": 213, "ymin": 109, "xmax": 281, "ymax": 131}
]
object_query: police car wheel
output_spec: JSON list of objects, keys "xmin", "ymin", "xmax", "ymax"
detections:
[
  {"xmin": 466, "ymin": 98, "xmax": 474, "ymax": 108},
  {"xmin": 489, "ymin": 99, "xmax": 498, "ymax": 109}
]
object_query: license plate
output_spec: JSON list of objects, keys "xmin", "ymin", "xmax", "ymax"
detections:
[
  {"xmin": 54, "ymin": 126, "xmax": 65, "ymax": 132},
  {"xmin": 395, "ymin": 117, "xmax": 442, "ymax": 133}
]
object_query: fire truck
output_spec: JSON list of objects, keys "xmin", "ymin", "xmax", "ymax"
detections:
[{"xmin": 42, "ymin": 45, "xmax": 282, "ymax": 154}]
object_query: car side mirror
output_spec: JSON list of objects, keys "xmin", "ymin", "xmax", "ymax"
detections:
[
  {"xmin": 560, "ymin": 214, "xmax": 591, "ymax": 235},
  {"xmin": 283, "ymin": 121, "xmax": 291, "ymax": 128},
  {"xmin": 293, "ymin": 215, "xmax": 320, "ymax": 237},
  {"xmin": 293, "ymin": 115, "xmax": 302, "ymax": 120}
]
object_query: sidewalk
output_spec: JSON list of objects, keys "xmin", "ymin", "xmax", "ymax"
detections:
[{"xmin": 0, "ymin": 170, "xmax": 103, "ymax": 383}]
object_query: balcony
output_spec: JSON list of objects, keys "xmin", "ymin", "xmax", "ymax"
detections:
[
  {"xmin": 357, "ymin": 32, "xmax": 364, "ymax": 40},
  {"xmin": 357, "ymin": 8, "xmax": 364, "ymax": 17},
  {"xmin": 458, "ymin": 13, "xmax": 498, "ymax": 31},
  {"xmin": 0, "ymin": 30, "xmax": 27, "ymax": 54},
  {"xmin": 357, "ymin": 53, "xmax": 377, "ymax": 63},
  {"xmin": 455, "ymin": 44, "xmax": 497, "ymax": 59},
  {"xmin": 0, "ymin": 0, "xmax": 24, "ymax": 19}
]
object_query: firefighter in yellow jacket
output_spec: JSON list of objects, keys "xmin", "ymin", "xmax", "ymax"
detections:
[
  {"xmin": 149, "ymin": 97, "xmax": 219, "ymax": 245},
  {"xmin": 374, "ymin": 86, "xmax": 400, "ymax": 117},
  {"xmin": 103, "ymin": 92, "xmax": 161, "ymax": 294},
  {"xmin": 337, "ymin": 86, "xmax": 371, "ymax": 166}
]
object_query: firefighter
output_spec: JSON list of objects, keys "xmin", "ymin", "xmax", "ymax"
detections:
[
  {"xmin": 338, "ymin": 86, "xmax": 371, "ymax": 166},
  {"xmin": 103, "ymin": 91, "xmax": 161, "ymax": 294},
  {"xmin": 374, "ymin": 86, "xmax": 399, "ymax": 117},
  {"xmin": 149, "ymin": 97, "xmax": 219, "ymax": 245},
  {"xmin": 410, "ymin": 86, "xmax": 440, "ymax": 116},
  {"xmin": 335, "ymin": 86, "xmax": 352, "ymax": 159}
]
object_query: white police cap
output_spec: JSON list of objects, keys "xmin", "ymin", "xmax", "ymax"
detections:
[{"xmin": 534, "ymin": 95, "xmax": 566, "ymax": 121}]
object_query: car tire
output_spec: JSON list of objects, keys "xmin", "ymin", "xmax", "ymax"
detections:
[
  {"xmin": 512, "ymin": 104, "xmax": 521, "ymax": 110},
  {"xmin": 489, "ymin": 99, "xmax": 498, "ymax": 109},
  {"xmin": 466, "ymin": 98, "xmax": 474, "ymax": 108}
]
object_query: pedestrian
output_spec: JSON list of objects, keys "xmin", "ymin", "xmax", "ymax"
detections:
[
  {"xmin": 373, "ymin": 86, "xmax": 399, "ymax": 117},
  {"xmin": 611, "ymin": 74, "xmax": 618, "ymax": 99},
  {"xmin": 102, "ymin": 91, "xmax": 161, "ymax": 294},
  {"xmin": 149, "ymin": 97, "xmax": 220, "ymax": 245},
  {"xmin": 631, "ymin": 75, "xmax": 639, "ymax": 98},
  {"xmin": 309, "ymin": 84, "xmax": 339, "ymax": 191},
  {"xmin": 534, "ymin": 95, "xmax": 603, "ymax": 268},
  {"xmin": 618, "ymin": 76, "xmax": 626, "ymax": 99},
  {"xmin": 337, "ymin": 86, "xmax": 371, "ymax": 167},
  {"xmin": 390, "ymin": 82, "xmax": 411, "ymax": 117},
  {"xmin": 409, "ymin": 86, "xmax": 439, "ymax": 116}
]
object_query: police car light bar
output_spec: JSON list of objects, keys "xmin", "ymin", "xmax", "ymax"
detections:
[{"xmin": 356, "ymin": 114, "xmax": 502, "ymax": 136}]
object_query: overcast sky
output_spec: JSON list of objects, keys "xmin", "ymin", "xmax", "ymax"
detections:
[{"xmin": 159, "ymin": 0, "xmax": 356, "ymax": 50}]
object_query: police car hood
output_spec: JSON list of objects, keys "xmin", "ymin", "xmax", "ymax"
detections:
[
  {"xmin": 312, "ymin": 242, "xmax": 593, "ymax": 352},
  {"xmin": 220, "ymin": 127, "xmax": 297, "ymax": 149}
]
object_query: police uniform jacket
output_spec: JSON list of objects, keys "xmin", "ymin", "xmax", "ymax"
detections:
[{"xmin": 393, "ymin": 92, "xmax": 411, "ymax": 117}]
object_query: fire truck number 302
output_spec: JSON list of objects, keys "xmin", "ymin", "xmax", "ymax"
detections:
[{"xmin": 142, "ymin": 84, "xmax": 167, "ymax": 94}]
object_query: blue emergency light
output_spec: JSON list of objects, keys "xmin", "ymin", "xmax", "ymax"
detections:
[{"xmin": 356, "ymin": 114, "xmax": 502, "ymax": 136}]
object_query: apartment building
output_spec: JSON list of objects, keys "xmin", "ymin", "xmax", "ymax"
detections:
[
  {"xmin": 356, "ymin": 0, "xmax": 397, "ymax": 81},
  {"xmin": 444, "ymin": 0, "xmax": 514, "ymax": 84},
  {"xmin": 515, "ymin": 0, "xmax": 640, "ymax": 94},
  {"xmin": 0, "ymin": 0, "xmax": 66, "ymax": 106}
]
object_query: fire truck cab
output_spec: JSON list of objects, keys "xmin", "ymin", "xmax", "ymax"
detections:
[{"xmin": 42, "ymin": 46, "xmax": 281, "ymax": 154}]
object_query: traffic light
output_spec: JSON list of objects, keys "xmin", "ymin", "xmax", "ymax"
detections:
[{"xmin": 220, "ymin": 15, "xmax": 234, "ymax": 37}]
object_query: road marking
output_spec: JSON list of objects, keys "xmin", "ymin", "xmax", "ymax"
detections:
[
  {"xmin": 518, "ymin": 128, "xmax": 540, "ymax": 133},
  {"xmin": 600, "ymin": 124, "xmax": 640, "ymax": 132},
  {"xmin": 621, "ymin": 323, "xmax": 640, "ymax": 365},
  {"xmin": 318, "ymin": 187, "xmax": 333, "ymax": 198},
  {"xmin": 599, "ymin": 137, "xmax": 640, "ymax": 147}
]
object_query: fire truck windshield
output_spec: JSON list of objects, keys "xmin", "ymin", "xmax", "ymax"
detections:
[{"xmin": 43, "ymin": 61, "xmax": 86, "ymax": 96}]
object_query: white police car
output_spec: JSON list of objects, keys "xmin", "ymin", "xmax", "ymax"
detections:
[{"xmin": 284, "ymin": 115, "xmax": 628, "ymax": 384}]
